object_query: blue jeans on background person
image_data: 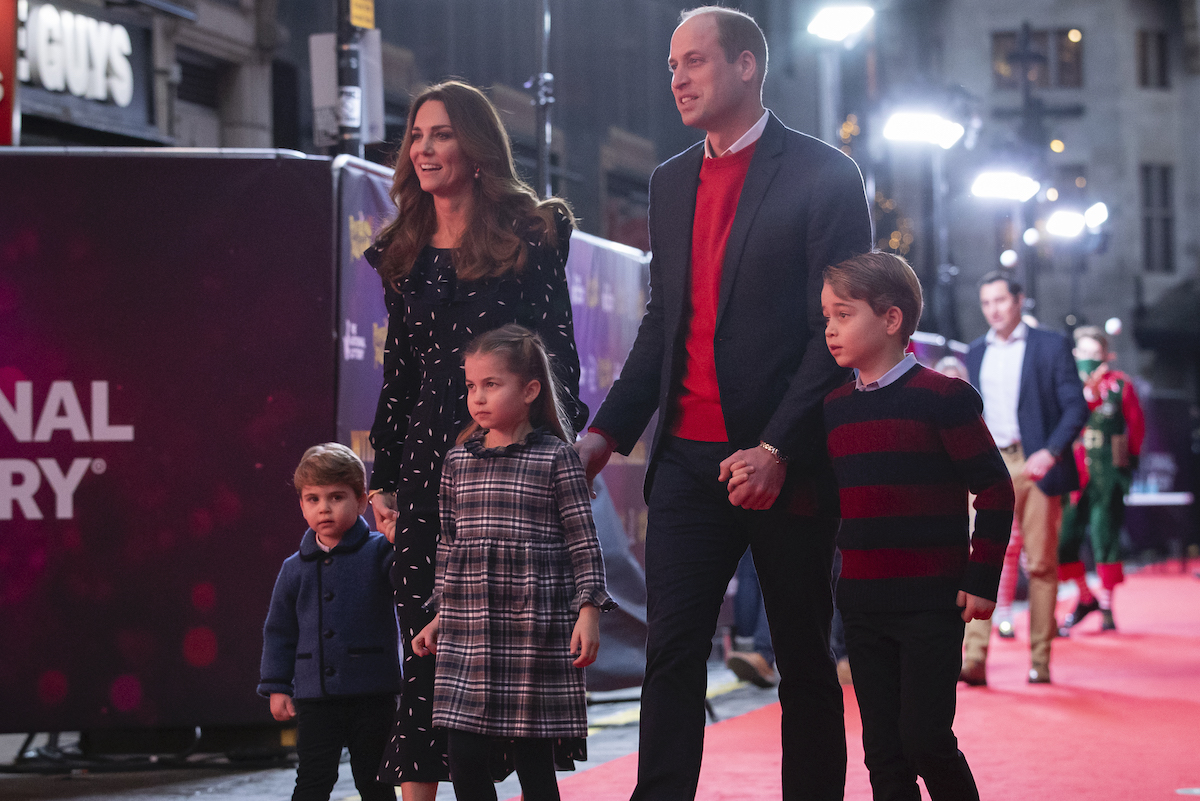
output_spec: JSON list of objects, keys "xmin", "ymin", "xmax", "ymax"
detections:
[{"xmin": 734, "ymin": 550, "xmax": 775, "ymax": 666}]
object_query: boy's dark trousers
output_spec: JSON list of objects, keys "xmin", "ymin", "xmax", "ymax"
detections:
[
  {"xmin": 292, "ymin": 694, "xmax": 395, "ymax": 801},
  {"xmin": 842, "ymin": 609, "xmax": 980, "ymax": 801}
]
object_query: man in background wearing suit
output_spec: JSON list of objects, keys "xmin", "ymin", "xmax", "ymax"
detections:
[
  {"xmin": 961, "ymin": 272, "xmax": 1088, "ymax": 686},
  {"xmin": 575, "ymin": 6, "xmax": 871, "ymax": 799}
]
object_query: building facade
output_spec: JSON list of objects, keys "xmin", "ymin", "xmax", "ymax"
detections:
[{"xmin": 865, "ymin": 0, "xmax": 1199, "ymax": 397}]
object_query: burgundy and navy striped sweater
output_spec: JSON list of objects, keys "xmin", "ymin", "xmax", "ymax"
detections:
[{"xmin": 824, "ymin": 364, "xmax": 1015, "ymax": 613}]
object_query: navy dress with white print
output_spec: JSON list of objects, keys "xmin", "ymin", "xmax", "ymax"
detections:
[{"xmin": 366, "ymin": 209, "xmax": 587, "ymax": 783}]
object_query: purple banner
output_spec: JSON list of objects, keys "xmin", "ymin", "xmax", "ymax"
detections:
[
  {"xmin": 562, "ymin": 232, "xmax": 652, "ymax": 689},
  {"xmin": 333, "ymin": 157, "xmax": 395, "ymax": 484}
]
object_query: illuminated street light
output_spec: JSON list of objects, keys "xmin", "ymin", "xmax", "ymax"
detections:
[
  {"xmin": 808, "ymin": 6, "xmax": 875, "ymax": 41},
  {"xmin": 882, "ymin": 111, "xmax": 965, "ymax": 149},
  {"xmin": 1046, "ymin": 209, "xmax": 1086, "ymax": 238},
  {"xmin": 1084, "ymin": 201, "xmax": 1108, "ymax": 229},
  {"xmin": 971, "ymin": 171, "xmax": 1041, "ymax": 202}
]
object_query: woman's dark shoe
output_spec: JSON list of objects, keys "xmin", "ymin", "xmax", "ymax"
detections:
[{"xmin": 1064, "ymin": 597, "xmax": 1100, "ymax": 628}]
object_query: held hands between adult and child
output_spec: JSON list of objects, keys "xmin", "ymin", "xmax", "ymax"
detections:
[
  {"xmin": 575, "ymin": 431, "xmax": 785, "ymax": 511},
  {"xmin": 413, "ymin": 604, "xmax": 603, "ymax": 668},
  {"xmin": 368, "ymin": 491, "xmax": 399, "ymax": 543}
]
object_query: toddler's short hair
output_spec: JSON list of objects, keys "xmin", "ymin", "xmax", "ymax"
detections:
[
  {"xmin": 293, "ymin": 443, "xmax": 367, "ymax": 496},
  {"xmin": 824, "ymin": 250, "xmax": 923, "ymax": 342}
]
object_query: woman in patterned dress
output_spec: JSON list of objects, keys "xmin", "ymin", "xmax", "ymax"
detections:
[
  {"xmin": 413, "ymin": 324, "xmax": 615, "ymax": 801},
  {"xmin": 364, "ymin": 81, "xmax": 587, "ymax": 801}
]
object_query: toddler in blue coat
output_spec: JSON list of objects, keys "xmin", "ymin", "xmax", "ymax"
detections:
[{"xmin": 258, "ymin": 442, "xmax": 399, "ymax": 801}]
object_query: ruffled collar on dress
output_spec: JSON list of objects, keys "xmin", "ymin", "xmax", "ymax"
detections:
[{"xmin": 462, "ymin": 427, "xmax": 553, "ymax": 457}]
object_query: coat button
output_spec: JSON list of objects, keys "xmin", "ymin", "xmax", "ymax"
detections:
[
  {"xmin": 324, "ymin": 629, "xmax": 335, "ymax": 639},
  {"xmin": 324, "ymin": 557, "xmax": 333, "ymax": 565},
  {"xmin": 324, "ymin": 591, "xmax": 334, "ymax": 601},
  {"xmin": 325, "ymin": 667, "xmax": 335, "ymax": 677}
]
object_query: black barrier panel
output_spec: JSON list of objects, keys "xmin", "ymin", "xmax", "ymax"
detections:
[{"xmin": 0, "ymin": 152, "xmax": 337, "ymax": 733}]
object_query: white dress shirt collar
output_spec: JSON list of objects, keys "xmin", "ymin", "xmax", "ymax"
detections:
[
  {"xmin": 705, "ymin": 110, "xmax": 770, "ymax": 159},
  {"xmin": 986, "ymin": 320, "xmax": 1028, "ymax": 346}
]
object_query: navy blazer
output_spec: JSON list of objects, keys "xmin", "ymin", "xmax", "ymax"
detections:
[
  {"xmin": 258, "ymin": 516, "xmax": 400, "ymax": 700},
  {"xmin": 591, "ymin": 113, "xmax": 872, "ymax": 498},
  {"xmin": 966, "ymin": 326, "xmax": 1088, "ymax": 497}
]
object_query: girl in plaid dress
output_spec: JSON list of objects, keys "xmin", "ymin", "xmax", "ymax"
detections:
[{"xmin": 413, "ymin": 324, "xmax": 616, "ymax": 801}]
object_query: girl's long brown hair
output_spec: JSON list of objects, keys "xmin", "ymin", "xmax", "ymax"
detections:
[
  {"xmin": 457, "ymin": 324, "xmax": 573, "ymax": 446},
  {"xmin": 375, "ymin": 80, "xmax": 574, "ymax": 290}
]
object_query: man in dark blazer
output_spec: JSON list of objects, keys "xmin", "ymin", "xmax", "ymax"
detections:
[
  {"xmin": 575, "ymin": 7, "xmax": 871, "ymax": 799},
  {"xmin": 961, "ymin": 272, "xmax": 1087, "ymax": 686}
]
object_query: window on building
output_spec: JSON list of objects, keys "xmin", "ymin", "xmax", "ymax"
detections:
[
  {"xmin": 1055, "ymin": 30, "xmax": 1084, "ymax": 88},
  {"xmin": 1137, "ymin": 31, "xmax": 1170, "ymax": 88},
  {"xmin": 1141, "ymin": 164, "xmax": 1174, "ymax": 273},
  {"xmin": 992, "ymin": 28, "xmax": 1083, "ymax": 89},
  {"xmin": 177, "ymin": 48, "xmax": 226, "ymax": 109}
]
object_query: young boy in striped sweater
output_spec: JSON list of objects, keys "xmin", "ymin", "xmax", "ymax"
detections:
[{"xmin": 820, "ymin": 251, "xmax": 1014, "ymax": 800}]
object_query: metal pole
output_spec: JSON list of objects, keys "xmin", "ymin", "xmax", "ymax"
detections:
[
  {"xmin": 336, "ymin": 0, "xmax": 364, "ymax": 158},
  {"xmin": 818, "ymin": 48, "xmax": 841, "ymax": 147},
  {"xmin": 534, "ymin": 0, "xmax": 554, "ymax": 199}
]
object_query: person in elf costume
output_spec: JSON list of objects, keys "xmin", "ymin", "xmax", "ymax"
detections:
[{"xmin": 1058, "ymin": 325, "xmax": 1145, "ymax": 633}]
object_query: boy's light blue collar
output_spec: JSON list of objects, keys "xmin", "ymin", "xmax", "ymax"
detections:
[{"xmin": 855, "ymin": 352, "xmax": 918, "ymax": 391}]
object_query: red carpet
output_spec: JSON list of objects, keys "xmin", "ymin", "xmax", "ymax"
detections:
[{"xmin": 535, "ymin": 565, "xmax": 1200, "ymax": 800}]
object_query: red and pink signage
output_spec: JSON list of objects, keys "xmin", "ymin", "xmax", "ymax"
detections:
[{"xmin": 0, "ymin": 0, "xmax": 17, "ymax": 145}]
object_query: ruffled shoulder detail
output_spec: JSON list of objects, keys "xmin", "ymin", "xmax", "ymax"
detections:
[{"xmin": 461, "ymin": 428, "xmax": 555, "ymax": 457}]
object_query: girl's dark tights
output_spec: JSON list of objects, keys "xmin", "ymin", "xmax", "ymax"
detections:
[{"xmin": 447, "ymin": 730, "xmax": 561, "ymax": 801}]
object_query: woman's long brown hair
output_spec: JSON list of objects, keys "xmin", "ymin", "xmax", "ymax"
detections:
[{"xmin": 375, "ymin": 80, "xmax": 574, "ymax": 289}]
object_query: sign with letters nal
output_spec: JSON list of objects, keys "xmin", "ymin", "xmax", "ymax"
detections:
[
  {"xmin": 334, "ymin": 156, "xmax": 395, "ymax": 484},
  {"xmin": 1, "ymin": 0, "xmax": 16, "ymax": 144},
  {"xmin": 0, "ymin": 151, "xmax": 339, "ymax": 733}
]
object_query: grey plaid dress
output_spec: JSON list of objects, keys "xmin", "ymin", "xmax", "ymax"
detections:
[{"xmin": 432, "ymin": 429, "xmax": 616, "ymax": 740}]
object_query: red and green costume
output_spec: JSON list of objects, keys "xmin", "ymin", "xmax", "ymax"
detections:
[{"xmin": 1058, "ymin": 367, "xmax": 1145, "ymax": 589}]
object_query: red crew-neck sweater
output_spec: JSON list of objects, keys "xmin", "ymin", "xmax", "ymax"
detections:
[{"xmin": 671, "ymin": 142, "xmax": 756, "ymax": 441}]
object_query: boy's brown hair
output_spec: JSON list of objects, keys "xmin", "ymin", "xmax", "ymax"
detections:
[
  {"xmin": 824, "ymin": 250, "xmax": 924, "ymax": 343},
  {"xmin": 293, "ymin": 443, "xmax": 367, "ymax": 497}
]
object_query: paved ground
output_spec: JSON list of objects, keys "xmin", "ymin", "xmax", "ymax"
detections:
[{"xmin": 0, "ymin": 661, "xmax": 779, "ymax": 801}]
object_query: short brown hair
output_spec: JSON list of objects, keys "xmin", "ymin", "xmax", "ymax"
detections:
[
  {"xmin": 680, "ymin": 6, "xmax": 768, "ymax": 89},
  {"xmin": 824, "ymin": 251, "xmax": 924, "ymax": 342},
  {"xmin": 293, "ymin": 443, "xmax": 367, "ymax": 497},
  {"xmin": 1072, "ymin": 324, "xmax": 1109, "ymax": 353}
]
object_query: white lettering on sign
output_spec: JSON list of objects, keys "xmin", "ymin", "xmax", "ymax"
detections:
[
  {"xmin": 0, "ymin": 381, "xmax": 134, "ymax": 521},
  {"xmin": 1, "ymin": 381, "xmax": 134, "ymax": 442},
  {"xmin": 0, "ymin": 458, "xmax": 93, "ymax": 520},
  {"xmin": 21, "ymin": 3, "xmax": 134, "ymax": 107}
]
